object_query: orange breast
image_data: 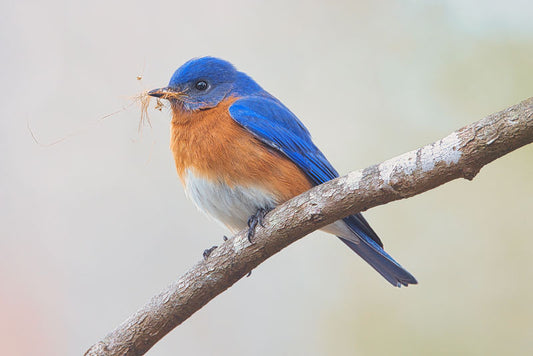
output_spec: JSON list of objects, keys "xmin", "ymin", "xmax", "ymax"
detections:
[{"xmin": 170, "ymin": 97, "xmax": 313, "ymax": 203}]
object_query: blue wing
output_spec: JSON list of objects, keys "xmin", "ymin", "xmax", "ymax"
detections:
[
  {"xmin": 229, "ymin": 96, "xmax": 417, "ymax": 287},
  {"xmin": 229, "ymin": 96, "xmax": 338, "ymax": 185}
]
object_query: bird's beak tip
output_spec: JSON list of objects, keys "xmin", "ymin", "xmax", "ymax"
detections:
[{"xmin": 147, "ymin": 88, "xmax": 167, "ymax": 98}]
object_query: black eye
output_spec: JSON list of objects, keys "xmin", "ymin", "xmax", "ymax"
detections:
[{"xmin": 195, "ymin": 80, "xmax": 208, "ymax": 91}]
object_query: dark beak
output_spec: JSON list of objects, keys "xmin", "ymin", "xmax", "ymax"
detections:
[{"xmin": 148, "ymin": 87, "xmax": 176, "ymax": 98}]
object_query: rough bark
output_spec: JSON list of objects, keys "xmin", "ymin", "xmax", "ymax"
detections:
[{"xmin": 85, "ymin": 97, "xmax": 533, "ymax": 356}]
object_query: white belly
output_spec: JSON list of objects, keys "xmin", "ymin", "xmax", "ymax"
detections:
[
  {"xmin": 183, "ymin": 169, "xmax": 359, "ymax": 243},
  {"xmin": 183, "ymin": 169, "xmax": 278, "ymax": 231}
]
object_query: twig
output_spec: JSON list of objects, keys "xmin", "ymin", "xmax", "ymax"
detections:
[{"xmin": 85, "ymin": 97, "xmax": 533, "ymax": 356}]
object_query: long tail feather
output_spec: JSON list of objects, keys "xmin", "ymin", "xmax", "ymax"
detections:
[{"xmin": 340, "ymin": 216, "xmax": 417, "ymax": 287}]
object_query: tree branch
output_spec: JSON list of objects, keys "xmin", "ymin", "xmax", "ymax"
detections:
[{"xmin": 85, "ymin": 97, "xmax": 533, "ymax": 356}]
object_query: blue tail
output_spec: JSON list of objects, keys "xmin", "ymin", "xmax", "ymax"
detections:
[{"xmin": 340, "ymin": 215, "xmax": 417, "ymax": 287}]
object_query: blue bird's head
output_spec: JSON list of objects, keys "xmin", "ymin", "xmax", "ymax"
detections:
[{"xmin": 148, "ymin": 57, "xmax": 263, "ymax": 111}]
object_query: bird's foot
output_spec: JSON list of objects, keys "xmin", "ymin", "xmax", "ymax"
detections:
[
  {"xmin": 203, "ymin": 245, "xmax": 218, "ymax": 260},
  {"xmin": 247, "ymin": 208, "xmax": 272, "ymax": 242}
]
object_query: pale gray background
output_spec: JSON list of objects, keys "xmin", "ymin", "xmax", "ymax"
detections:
[{"xmin": 1, "ymin": 1, "xmax": 532, "ymax": 355}]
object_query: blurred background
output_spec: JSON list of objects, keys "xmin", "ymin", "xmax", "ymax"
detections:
[{"xmin": 1, "ymin": 0, "xmax": 532, "ymax": 355}]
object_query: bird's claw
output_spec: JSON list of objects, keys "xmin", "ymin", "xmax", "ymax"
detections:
[
  {"xmin": 203, "ymin": 245, "xmax": 218, "ymax": 260},
  {"xmin": 247, "ymin": 208, "xmax": 271, "ymax": 242}
]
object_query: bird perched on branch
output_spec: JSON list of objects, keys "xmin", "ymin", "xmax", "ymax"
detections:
[{"xmin": 148, "ymin": 57, "xmax": 417, "ymax": 287}]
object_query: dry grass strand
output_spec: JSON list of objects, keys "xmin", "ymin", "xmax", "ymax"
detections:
[
  {"xmin": 27, "ymin": 101, "xmax": 136, "ymax": 147},
  {"xmin": 133, "ymin": 90, "xmax": 153, "ymax": 131},
  {"xmin": 28, "ymin": 68, "xmax": 164, "ymax": 146}
]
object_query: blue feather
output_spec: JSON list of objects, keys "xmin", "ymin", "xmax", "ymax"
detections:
[
  {"xmin": 229, "ymin": 97, "xmax": 338, "ymax": 184},
  {"xmin": 342, "ymin": 216, "xmax": 417, "ymax": 287},
  {"xmin": 229, "ymin": 96, "xmax": 417, "ymax": 287}
]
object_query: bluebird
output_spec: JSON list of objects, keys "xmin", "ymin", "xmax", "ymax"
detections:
[{"xmin": 148, "ymin": 57, "xmax": 417, "ymax": 287}]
